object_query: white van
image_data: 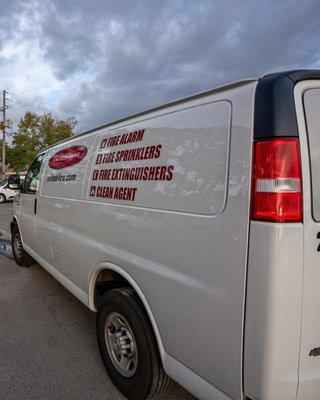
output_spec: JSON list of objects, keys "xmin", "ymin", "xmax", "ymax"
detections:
[{"xmin": 8, "ymin": 70, "xmax": 320, "ymax": 400}]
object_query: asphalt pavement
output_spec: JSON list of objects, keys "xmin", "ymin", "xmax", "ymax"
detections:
[
  {"xmin": 0, "ymin": 202, "xmax": 196, "ymax": 400},
  {"xmin": 0, "ymin": 202, "xmax": 13, "ymax": 234}
]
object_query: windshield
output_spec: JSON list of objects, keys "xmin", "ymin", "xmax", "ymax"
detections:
[{"xmin": 0, "ymin": 179, "xmax": 8, "ymax": 187}]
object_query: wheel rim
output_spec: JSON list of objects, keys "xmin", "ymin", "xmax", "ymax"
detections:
[
  {"xmin": 13, "ymin": 233, "xmax": 23, "ymax": 258},
  {"xmin": 104, "ymin": 312, "xmax": 138, "ymax": 378},
  {"xmin": 0, "ymin": 195, "xmax": 4, "ymax": 203}
]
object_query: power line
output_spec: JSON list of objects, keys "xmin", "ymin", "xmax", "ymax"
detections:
[
  {"xmin": 10, "ymin": 98, "xmax": 99, "ymax": 131},
  {"xmin": 0, "ymin": 91, "xmax": 100, "ymax": 159},
  {"xmin": 8, "ymin": 91, "xmax": 120, "ymax": 135},
  {"xmin": 10, "ymin": 95, "xmax": 103, "ymax": 129},
  {"xmin": 9, "ymin": 92, "xmax": 81, "ymax": 115},
  {"xmin": 9, "ymin": 91, "xmax": 104, "ymax": 119}
]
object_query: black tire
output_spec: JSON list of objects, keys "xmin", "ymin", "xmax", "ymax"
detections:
[
  {"xmin": 11, "ymin": 224, "xmax": 35, "ymax": 267},
  {"xmin": 0, "ymin": 194, "xmax": 6, "ymax": 203},
  {"xmin": 97, "ymin": 288, "xmax": 172, "ymax": 400}
]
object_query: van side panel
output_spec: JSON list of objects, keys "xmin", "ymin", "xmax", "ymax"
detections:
[
  {"xmin": 85, "ymin": 101, "xmax": 231, "ymax": 215},
  {"xmin": 36, "ymin": 82, "xmax": 256, "ymax": 400}
]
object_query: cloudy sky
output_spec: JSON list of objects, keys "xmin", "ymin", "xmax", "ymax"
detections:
[{"xmin": 0, "ymin": 0, "xmax": 320, "ymax": 134}]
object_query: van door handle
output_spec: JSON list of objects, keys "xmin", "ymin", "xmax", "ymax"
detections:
[{"xmin": 34, "ymin": 198, "xmax": 37, "ymax": 215}]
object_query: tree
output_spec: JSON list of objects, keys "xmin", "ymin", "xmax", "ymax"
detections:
[{"xmin": 7, "ymin": 112, "xmax": 77, "ymax": 172}]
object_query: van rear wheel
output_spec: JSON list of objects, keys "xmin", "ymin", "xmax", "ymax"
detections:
[
  {"xmin": 0, "ymin": 194, "xmax": 6, "ymax": 203},
  {"xmin": 11, "ymin": 224, "xmax": 35, "ymax": 267},
  {"xmin": 96, "ymin": 287, "xmax": 172, "ymax": 400}
]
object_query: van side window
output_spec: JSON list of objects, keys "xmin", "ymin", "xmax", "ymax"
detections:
[{"xmin": 24, "ymin": 154, "xmax": 45, "ymax": 193}]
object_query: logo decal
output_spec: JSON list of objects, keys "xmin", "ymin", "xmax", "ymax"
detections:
[{"xmin": 49, "ymin": 145, "xmax": 87, "ymax": 170}]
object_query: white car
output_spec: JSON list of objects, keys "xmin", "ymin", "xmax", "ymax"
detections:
[{"xmin": 0, "ymin": 179, "xmax": 20, "ymax": 203}]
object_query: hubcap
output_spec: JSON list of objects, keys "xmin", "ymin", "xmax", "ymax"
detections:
[
  {"xmin": 104, "ymin": 312, "xmax": 138, "ymax": 377},
  {"xmin": 13, "ymin": 233, "xmax": 23, "ymax": 258}
]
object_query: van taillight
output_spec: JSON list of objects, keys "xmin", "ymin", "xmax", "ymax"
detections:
[{"xmin": 251, "ymin": 138, "xmax": 303, "ymax": 222}]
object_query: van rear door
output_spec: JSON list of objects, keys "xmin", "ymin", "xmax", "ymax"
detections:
[{"xmin": 295, "ymin": 80, "xmax": 320, "ymax": 399}]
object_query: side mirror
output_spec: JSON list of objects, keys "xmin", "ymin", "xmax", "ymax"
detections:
[{"xmin": 8, "ymin": 174, "xmax": 21, "ymax": 190}]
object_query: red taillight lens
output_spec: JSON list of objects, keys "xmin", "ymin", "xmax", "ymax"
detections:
[{"xmin": 251, "ymin": 138, "xmax": 303, "ymax": 222}]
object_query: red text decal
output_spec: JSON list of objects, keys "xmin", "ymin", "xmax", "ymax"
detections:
[{"xmin": 49, "ymin": 145, "xmax": 87, "ymax": 170}]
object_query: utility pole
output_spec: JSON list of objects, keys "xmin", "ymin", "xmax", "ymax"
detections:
[{"xmin": 0, "ymin": 90, "xmax": 8, "ymax": 177}]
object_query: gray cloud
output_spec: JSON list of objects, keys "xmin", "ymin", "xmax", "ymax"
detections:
[{"xmin": 1, "ymin": 0, "xmax": 320, "ymax": 132}]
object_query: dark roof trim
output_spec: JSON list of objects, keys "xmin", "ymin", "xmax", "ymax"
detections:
[{"xmin": 254, "ymin": 69, "xmax": 320, "ymax": 139}]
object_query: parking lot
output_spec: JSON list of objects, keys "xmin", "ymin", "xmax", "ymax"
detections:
[{"xmin": 0, "ymin": 202, "xmax": 195, "ymax": 400}]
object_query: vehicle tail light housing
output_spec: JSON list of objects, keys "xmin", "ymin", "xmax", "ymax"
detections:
[{"xmin": 251, "ymin": 138, "xmax": 303, "ymax": 222}]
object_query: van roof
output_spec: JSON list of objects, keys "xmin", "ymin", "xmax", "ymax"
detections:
[
  {"xmin": 42, "ymin": 76, "xmax": 257, "ymax": 152},
  {"xmin": 43, "ymin": 69, "xmax": 320, "ymax": 152}
]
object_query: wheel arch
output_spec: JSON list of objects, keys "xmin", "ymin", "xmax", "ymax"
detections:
[
  {"xmin": 11, "ymin": 216, "xmax": 21, "ymax": 235},
  {"xmin": 88, "ymin": 262, "xmax": 165, "ymax": 358},
  {"xmin": 11, "ymin": 216, "xmax": 28, "ymax": 252}
]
